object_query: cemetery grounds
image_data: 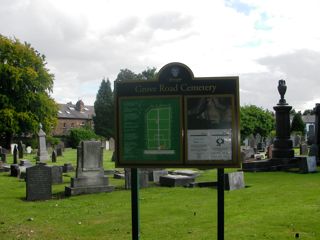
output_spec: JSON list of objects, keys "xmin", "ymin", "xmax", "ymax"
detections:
[{"xmin": 0, "ymin": 148, "xmax": 319, "ymax": 240}]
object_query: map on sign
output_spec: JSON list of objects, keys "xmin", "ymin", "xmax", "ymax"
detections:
[{"xmin": 144, "ymin": 106, "xmax": 175, "ymax": 155}]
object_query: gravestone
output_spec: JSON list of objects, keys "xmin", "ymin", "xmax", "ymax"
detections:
[
  {"xmin": 293, "ymin": 135, "xmax": 301, "ymax": 148},
  {"xmin": 62, "ymin": 163, "xmax": 74, "ymax": 173},
  {"xmin": 10, "ymin": 164, "xmax": 19, "ymax": 177},
  {"xmin": 267, "ymin": 144, "xmax": 273, "ymax": 159},
  {"xmin": 1, "ymin": 153, "xmax": 7, "ymax": 163},
  {"xmin": 169, "ymin": 169, "xmax": 200, "ymax": 178},
  {"xmin": 50, "ymin": 166, "xmax": 63, "ymax": 184},
  {"xmin": 10, "ymin": 144, "xmax": 17, "ymax": 155},
  {"xmin": 26, "ymin": 164, "xmax": 52, "ymax": 201},
  {"xmin": 149, "ymin": 170, "xmax": 169, "ymax": 183},
  {"xmin": 13, "ymin": 145, "xmax": 18, "ymax": 164},
  {"xmin": 56, "ymin": 146, "xmax": 63, "ymax": 157},
  {"xmin": 308, "ymin": 144, "xmax": 318, "ymax": 160},
  {"xmin": 300, "ymin": 143, "xmax": 308, "ymax": 155},
  {"xmin": 105, "ymin": 140, "xmax": 110, "ymax": 150},
  {"xmin": 18, "ymin": 141, "xmax": 24, "ymax": 159},
  {"xmin": 52, "ymin": 150, "xmax": 57, "ymax": 163},
  {"xmin": 109, "ymin": 138, "xmax": 115, "ymax": 151},
  {"xmin": 36, "ymin": 124, "xmax": 49, "ymax": 163},
  {"xmin": 299, "ymin": 156, "xmax": 317, "ymax": 173},
  {"xmin": 26, "ymin": 146, "xmax": 32, "ymax": 154},
  {"xmin": 159, "ymin": 174, "xmax": 195, "ymax": 187},
  {"xmin": 19, "ymin": 160, "xmax": 33, "ymax": 167},
  {"xmin": 125, "ymin": 168, "xmax": 149, "ymax": 189},
  {"xmin": 65, "ymin": 141, "xmax": 114, "ymax": 196},
  {"xmin": 224, "ymin": 171, "xmax": 245, "ymax": 190}
]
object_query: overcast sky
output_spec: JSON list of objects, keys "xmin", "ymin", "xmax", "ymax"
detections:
[{"xmin": 1, "ymin": 0, "xmax": 320, "ymax": 111}]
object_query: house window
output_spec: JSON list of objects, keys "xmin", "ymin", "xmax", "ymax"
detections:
[{"xmin": 63, "ymin": 123, "xmax": 66, "ymax": 128}]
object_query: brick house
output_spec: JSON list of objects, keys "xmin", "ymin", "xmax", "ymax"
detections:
[{"xmin": 52, "ymin": 100, "xmax": 95, "ymax": 136}]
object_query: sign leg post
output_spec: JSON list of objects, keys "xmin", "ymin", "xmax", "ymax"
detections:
[
  {"xmin": 217, "ymin": 168, "xmax": 224, "ymax": 240},
  {"xmin": 131, "ymin": 168, "xmax": 140, "ymax": 240}
]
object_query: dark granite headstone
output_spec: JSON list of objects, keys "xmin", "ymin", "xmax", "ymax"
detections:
[
  {"xmin": 10, "ymin": 164, "xmax": 19, "ymax": 177},
  {"xmin": 26, "ymin": 164, "xmax": 52, "ymax": 201},
  {"xmin": 159, "ymin": 174, "xmax": 195, "ymax": 187},
  {"xmin": 51, "ymin": 150, "xmax": 57, "ymax": 163},
  {"xmin": 13, "ymin": 145, "xmax": 18, "ymax": 164},
  {"xmin": 56, "ymin": 147, "xmax": 63, "ymax": 157},
  {"xmin": 224, "ymin": 171, "xmax": 245, "ymax": 191},
  {"xmin": 50, "ymin": 166, "xmax": 63, "ymax": 184},
  {"xmin": 149, "ymin": 170, "xmax": 169, "ymax": 183}
]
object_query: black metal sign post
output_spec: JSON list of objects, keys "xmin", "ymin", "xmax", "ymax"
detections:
[
  {"xmin": 217, "ymin": 168, "xmax": 225, "ymax": 240},
  {"xmin": 131, "ymin": 168, "xmax": 140, "ymax": 240}
]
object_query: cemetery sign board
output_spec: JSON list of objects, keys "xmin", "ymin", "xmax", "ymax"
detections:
[{"xmin": 115, "ymin": 62, "xmax": 240, "ymax": 168}]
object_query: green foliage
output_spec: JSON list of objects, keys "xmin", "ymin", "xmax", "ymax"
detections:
[
  {"xmin": 291, "ymin": 112, "xmax": 306, "ymax": 134},
  {"xmin": 303, "ymin": 109, "xmax": 313, "ymax": 115},
  {"xmin": 68, "ymin": 127, "xmax": 99, "ymax": 148},
  {"xmin": 93, "ymin": 78, "xmax": 114, "ymax": 138},
  {"xmin": 115, "ymin": 67, "xmax": 157, "ymax": 81},
  {"xmin": 240, "ymin": 105, "xmax": 275, "ymax": 140},
  {"xmin": 46, "ymin": 135, "xmax": 60, "ymax": 148},
  {"xmin": 0, "ymin": 35, "xmax": 58, "ymax": 147}
]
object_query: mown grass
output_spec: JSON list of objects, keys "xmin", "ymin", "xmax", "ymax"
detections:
[{"xmin": 0, "ymin": 149, "xmax": 320, "ymax": 239}]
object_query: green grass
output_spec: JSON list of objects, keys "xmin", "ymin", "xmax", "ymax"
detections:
[{"xmin": 1, "ymin": 149, "xmax": 320, "ymax": 239}]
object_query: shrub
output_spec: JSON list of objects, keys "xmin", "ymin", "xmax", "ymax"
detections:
[{"xmin": 68, "ymin": 128, "xmax": 99, "ymax": 148}]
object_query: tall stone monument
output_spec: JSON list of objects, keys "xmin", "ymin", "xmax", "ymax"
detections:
[
  {"xmin": 310, "ymin": 103, "xmax": 320, "ymax": 161},
  {"xmin": 65, "ymin": 141, "xmax": 114, "ymax": 196},
  {"xmin": 36, "ymin": 124, "xmax": 49, "ymax": 163},
  {"xmin": 271, "ymin": 80, "xmax": 294, "ymax": 165}
]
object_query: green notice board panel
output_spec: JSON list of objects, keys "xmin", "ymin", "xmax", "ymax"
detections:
[{"xmin": 119, "ymin": 96, "xmax": 182, "ymax": 165}]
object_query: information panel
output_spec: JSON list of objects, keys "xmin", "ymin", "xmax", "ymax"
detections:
[
  {"xmin": 115, "ymin": 62, "xmax": 240, "ymax": 168},
  {"xmin": 119, "ymin": 96, "xmax": 182, "ymax": 165}
]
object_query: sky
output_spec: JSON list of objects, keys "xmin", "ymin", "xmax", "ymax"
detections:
[{"xmin": 1, "ymin": 0, "xmax": 320, "ymax": 111}]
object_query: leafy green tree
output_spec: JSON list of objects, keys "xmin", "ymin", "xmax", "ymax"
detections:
[
  {"xmin": 303, "ymin": 109, "xmax": 313, "ymax": 115},
  {"xmin": 291, "ymin": 111, "xmax": 306, "ymax": 134},
  {"xmin": 68, "ymin": 127, "xmax": 98, "ymax": 148},
  {"xmin": 93, "ymin": 78, "xmax": 114, "ymax": 138},
  {"xmin": 240, "ymin": 105, "xmax": 275, "ymax": 141},
  {"xmin": 115, "ymin": 67, "xmax": 157, "ymax": 81},
  {"xmin": 0, "ymin": 35, "xmax": 58, "ymax": 148}
]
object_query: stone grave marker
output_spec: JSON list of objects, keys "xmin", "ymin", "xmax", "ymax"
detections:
[
  {"xmin": 159, "ymin": 174, "xmax": 195, "ymax": 187},
  {"xmin": 149, "ymin": 170, "xmax": 168, "ymax": 183},
  {"xmin": 224, "ymin": 171, "xmax": 245, "ymax": 191},
  {"xmin": 56, "ymin": 146, "xmax": 63, "ymax": 157},
  {"xmin": 36, "ymin": 125, "xmax": 49, "ymax": 163},
  {"xmin": 308, "ymin": 144, "xmax": 318, "ymax": 160},
  {"xmin": 109, "ymin": 138, "xmax": 115, "ymax": 151},
  {"xmin": 26, "ymin": 164, "xmax": 52, "ymax": 201},
  {"xmin": 294, "ymin": 135, "xmax": 301, "ymax": 148},
  {"xmin": 50, "ymin": 166, "xmax": 63, "ymax": 184},
  {"xmin": 10, "ymin": 143, "xmax": 17, "ymax": 155},
  {"xmin": 1, "ymin": 152, "xmax": 7, "ymax": 163},
  {"xmin": 267, "ymin": 144, "xmax": 273, "ymax": 159},
  {"xmin": 10, "ymin": 164, "xmax": 19, "ymax": 177},
  {"xmin": 300, "ymin": 143, "xmax": 308, "ymax": 155},
  {"xmin": 125, "ymin": 168, "xmax": 149, "ymax": 189},
  {"xmin": 65, "ymin": 141, "xmax": 114, "ymax": 196},
  {"xmin": 248, "ymin": 134, "xmax": 256, "ymax": 149},
  {"xmin": 299, "ymin": 156, "xmax": 317, "ymax": 173},
  {"xmin": 18, "ymin": 141, "xmax": 24, "ymax": 159},
  {"xmin": 62, "ymin": 163, "xmax": 74, "ymax": 173},
  {"xmin": 13, "ymin": 145, "xmax": 18, "ymax": 164},
  {"xmin": 26, "ymin": 146, "xmax": 32, "ymax": 154},
  {"xmin": 52, "ymin": 150, "xmax": 57, "ymax": 163},
  {"xmin": 169, "ymin": 169, "xmax": 200, "ymax": 178}
]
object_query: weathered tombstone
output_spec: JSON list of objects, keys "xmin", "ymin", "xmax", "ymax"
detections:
[
  {"xmin": 169, "ymin": 169, "xmax": 200, "ymax": 178},
  {"xmin": 224, "ymin": 171, "xmax": 245, "ymax": 190},
  {"xmin": 149, "ymin": 170, "xmax": 169, "ymax": 183},
  {"xmin": 105, "ymin": 140, "xmax": 110, "ymax": 150},
  {"xmin": 300, "ymin": 143, "xmax": 308, "ymax": 155},
  {"xmin": 56, "ymin": 146, "xmax": 63, "ymax": 157},
  {"xmin": 255, "ymin": 133, "xmax": 262, "ymax": 145},
  {"xmin": 36, "ymin": 124, "xmax": 49, "ymax": 163},
  {"xmin": 109, "ymin": 138, "xmax": 115, "ymax": 151},
  {"xmin": 299, "ymin": 156, "xmax": 317, "ymax": 173},
  {"xmin": 159, "ymin": 174, "xmax": 195, "ymax": 187},
  {"xmin": 26, "ymin": 164, "xmax": 52, "ymax": 201},
  {"xmin": 51, "ymin": 150, "xmax": 57, "ymax": 163},
  {"xmin": 293, "ymin": 135, "xmax": 301, "ymax": 148},
  {"xmin": 13, "ymin": 145, "xmax": 18, "ymax": 164},
  {"xmin": 18, "ymin": 141, "xmax": 24, "ymax": 159},
  {"xmin": 62, "ymin": 163, "xmax": 74, "ymax": 173},
  {"xmin": 26, "ymin": 146, "xmax": 32, "ymax": 154},
  {"xmin": 267, "ymin": 144, "xmax": 273, "ymax": 159},
  {"xmin": 308, "ymin": 144, "xmax": 318, "ymax": 160},
  {"xmin": 125, "ymin": 168, "xmax": 149, "ymax": 189},
  {"xmin": 65, "ymin": 141, "xmax": 114, "ymax": 196},
  {"xmin": 19, "ymin": 160, "xmax": 33, "ymax": 167},
  {"xmin": 50, "ymin": 166, "xmax": 63, "ymax": 184}
]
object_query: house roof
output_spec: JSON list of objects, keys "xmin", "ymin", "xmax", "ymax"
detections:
[
  {"xmin": 302, "ymin": 114, "xmax": 315, "ymax": 123},
  {"xmin": 58, "ymin": 101, "xmax": 95, "ymax": 120}
]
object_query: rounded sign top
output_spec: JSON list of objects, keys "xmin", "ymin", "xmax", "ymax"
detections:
[{"xmin": 157, "ymin": 62, "xmax": 194, "ymax": 83}]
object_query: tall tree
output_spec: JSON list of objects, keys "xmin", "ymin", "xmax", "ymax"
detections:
[
  {"xmin": 0, "ymin": 35, "xmax": 58, "ymax": 148},
  {"xmin": 93, "ymin": 78, "xmax": 114, "ymax": 138},
  {"xmin": 116, "ymin": 67, "xmax": 157, "ymax": 81},
  {"xmin": 240, "ymin": 105, "xmax": 275, "ymax": 141},
  {"xmin": 291, "ymin": 111, "xmax": 306, "ymax": 134}
]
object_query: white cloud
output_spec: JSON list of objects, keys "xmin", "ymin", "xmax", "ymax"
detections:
[{"xmin": 1, "ymin": 0, "xmax": 320, "ymax": 111}]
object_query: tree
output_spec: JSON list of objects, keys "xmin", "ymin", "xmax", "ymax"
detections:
[
  {"xmin": 303, "ymin": 109, "xmax": 313, "ymax": 115},
  {"xmin": 115, "ymin": 67, "xmax": 157, "ymax": 81},
  {"xmin": 291, "ymin": 111, "xmax": 306, "ymax": 134},
  {"xmin": 93, "ymin": 78, "xmax": 114, "ymax": 138},
  {"xmin": 240, "ymin": 105, "xmax": 275, "ymax": 141},
  {"xmin": 0, "ymin": 35, "xmax": 58, "ymax": 148}
]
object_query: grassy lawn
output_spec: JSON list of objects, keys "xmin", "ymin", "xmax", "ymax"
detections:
[{"xmin": 0, "ymin": 149, "xmax": 320, "ymax": 239}]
